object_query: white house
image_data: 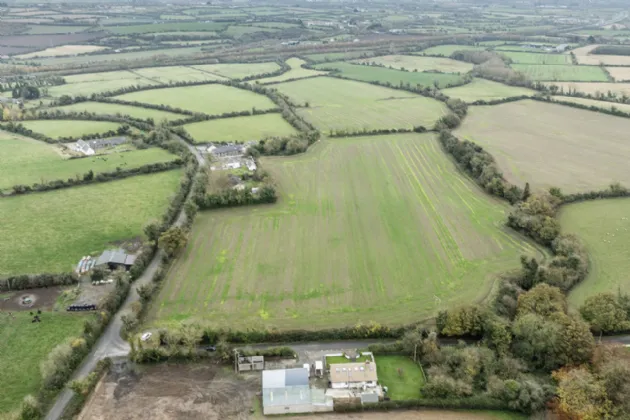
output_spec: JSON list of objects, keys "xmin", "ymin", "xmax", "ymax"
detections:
[
  {"xmin": 329, "ymin": 361, "xmax": 378, "ymax": 389},
  {"xmin": 73, "ymin": 140, "xmax": 95, "ymax": 156}
]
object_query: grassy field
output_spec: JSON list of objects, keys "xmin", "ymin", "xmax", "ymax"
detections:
[
  {"xmin": 149, "ymin": 134, "xmax": 539, "ymax": 330},
  {"xmin": 53, "ymin": 101, "xmax": 184, "ymax": 122},
  {"xmin": 31, "ymin": 47, "xmax": 207, "ymax": 67},
  {"xmin": 274, "ymin": 77, "xmax": 448, "ymax": 132},
  {"xmin": 375, "ymin": 356, "xmax": 425, "ymax": 400},
  {"xmin": 182, "ymin": 113, "xmax": 297, "ymax": 143},
  {"xmin": 544, "ymin": 82, "xmax": 630, "ymax": 97},
  {"xmin": 16, "ymin": 44, "xmax": 107, "ymax": 58},
  {"xmin": 131, "ymin": 65, "xmax": 226, "ymax": 83},
  {"xmin": 224, "ymin": 25, "xmax": 280, "ymax": 37},
  {"xmin": 114, "ymin": 84, "xmax": 277, "ymax": 115},
  {"xmin": 551, "ymin": 96, "xmax": 630, "ymax": 113},
  {"xmin": 454, "ymin": 100, "xmax": 630, "ymax": 192},
  {"xmin": 0, "ymin": 170, "xmax": 182, "ymax": 276},
  {"xmin": 419, "ymin": 44, "xmax": 487, "ymax": 56},
  {"xmin": 354, "ymin": 55, "xmax": 473, "ymax": 73},
  {"xmin": 561, "ymin": 198, "xmax": 630, "ymax": 308},
  {"xmin": 305, "ymin": 51, "xmax": 374, "ymax": 63},
  {"xmin": 510, "ymin": 64, "xmax": 609, "ymax": 81},
  {"xmin": 501, "ymin": 51, "xmax": 571, "ymax": 64},
  {"xmin": 26, "ymin": 25, "xmax": 89, "ymax": 34},
  {"xmin": 441, "ymin": 78, "xmax": 535, "ymax": 102},
  {"xmin": 312, "ymin": 62, "xmax": 464, "ymax": 88},
  {"xmin": 0, "ymin": 311, "xmax": 89, "ymax": 416},
  {"xmin": 19, "ymin": 120, "xmax": 123, "ymax": 139},
  {"xmin": 191, "ymin": 62, "xmax": 280, "ymax": 79},
  {"xmin": 254, "ymin": 57, "xmax": 326, "ymax": 84},
  {"xmin": 0, "ymin": 133, "xmax": 177, "ymax": 190},
  {"xmin": 49, "ymin": 70, "xmax": 158, "ymax": 97},
  {"xmin": 108, "ymin": 22, "xmax": 227, "ymax": 34},
  {"xmin": 606, "ymin": 67, "xmax": 630, "ymax": 82}
]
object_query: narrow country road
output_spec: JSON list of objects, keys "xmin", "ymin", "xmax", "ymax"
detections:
[{"xmin": 45, "ymin": 138, "xmax": 204, "ymax": 420}]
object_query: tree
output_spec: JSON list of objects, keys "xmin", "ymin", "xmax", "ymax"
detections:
[
  {"xmin": 19, "ymin": 395, "xmax": 41, "ymax": 420},
  {"xmin": 516, "ymin": 283, "xmax": 566, "ymax": 318},
  {"xmin": 522, "ymin": 182, "xmax": 531, "ymax": 201},
  {"xmin": 438, "ymin": 304, "xmax": 487, "ymax": 337},
  {"xmin": 552, "ymin": 367, "xmax": 613, "ymax": 420},
  {"xmin": 91, "ymin": 266, "xmax": 107, "ymax": 283},
  {"xmin": 159, "ymin": 226, "xmax": 188, "ymax": 257},
  {"xmin": 184, "ymin": 200, "xmax": 198, "ymax": 222},
  {"xmin": 143, "ymin": 220, "xmax": 162, "ymax": 243},
  {"xmin": 580, "ymin": 293, "xmax": 630, "ymax": 333}
]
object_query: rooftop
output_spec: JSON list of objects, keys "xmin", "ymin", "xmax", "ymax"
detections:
[
  {"xmin": 329, "ymin": 362, "xmax": 378, "ymax": 383},
  {"xmin": 262, "ymin": 368, "xmax": 311, "ymax": 408}
]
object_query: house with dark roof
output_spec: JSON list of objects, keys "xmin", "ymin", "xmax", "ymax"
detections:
[
  {"xmin": 94, "ymin": 249, "xmax": 137, "ymax": 270},
  {"xmin": 208, "ymin": 144, "xmax": 244, "ymax": 157},
  {"xmin": 86, "ymin": 137, "xmax": 128, "ymax": 150}
]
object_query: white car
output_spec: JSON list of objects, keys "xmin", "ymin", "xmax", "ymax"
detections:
[{"xmin": 141, "ymin": 332, "xmax": 152, "ymax": 342}]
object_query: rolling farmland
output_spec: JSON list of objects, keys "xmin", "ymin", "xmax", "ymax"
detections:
[
  {"xmin": 274, "ymin": 77, "xmax": 448, "ymax": 132},
  {"xmin": 19, "ymin": 120, "xmax": 124, "ymax": 139},
  {"xmin": 150, "ymin": 134, "xmax": 540, "ymax": 330},
  {"xmin": 419, "ymin": 44, "xmax": 487, "ymax": 56},
  {"xmin": 441, "ymin": 78, "xmax": 535, "ymax": 102},
  {"xmin": 130, "ymin": 65, "xmax": 226, "ymax": 83},
  {"xmin": 312, "ymin": 61, "xmax": 464, "ymax": 88},
  {"xmin": 500, "ymin": 51, "xmax": 571, "ymax": 64},
  {"xmin": 49, "ymin": 70, "xmax": 158, "ymax": 97},
  {"xmin": 0, "ymin": 170, "xmax": 183, "ymax": 276},
  {"xmin": 0, "ymin": 133, "xmax": 178, "ymax": 190},
  {"xmin": 191, "ymin": 62, "xmax": 280, "ymax": 79},
  {"xmin": 353, "ymin": 55, "xmax": 474, "ymax": 73},
  {"xmin": 544, "ymin": 82, "xmax": 630, "ymax": 97},
  {"xmin": 113, "ymin": 84, "xmax": 277, "ymax": 115},
  {"xmin": 253, "ymin": 57, "xmax": 326, "ymax": 84},
  {"xmin": 561, "ymin": 198, "xmax": 630, "ymax": 308},
  {"xmin": 53, "ymin": 101, "xmax": 184, "ymax": 122},
  {"xmin": 16, "ymin": 44, "xmax": 108, "ymax": 58},
  {"xmin": 551, "ymin": 96, "xmax": 630, "ymax": 113},
  {"xmin": 182, "ymin": 113, "xmax": 297, "ymax": 143},
  {"xmin": 454, "ymin": 100, "xmax": 630, "ymax": 192},
  {"xmin": 510, "ymin": 64, "xmax": 609, "ymax": 81}
]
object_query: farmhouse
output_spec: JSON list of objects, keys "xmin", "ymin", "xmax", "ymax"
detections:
[
  {"xmin": 329, "ymin": 361, "xmax": 378, "ymax": 389},
  {"xmin": 73, "ymin": 140, "xmax": 95, "ymax": 156},
  {"xmin": 208, "ymin": 144, "xmax": 244, "ymax": 157},
  {"xmin": 86, "ymin": 136, "xmax": 128, "ymax": 150},
  {"xmin": 94, "ymin": 248, "xmax": 137, "ymax": 271},
  {"xmin": 262, "ymin": 368, "xmax": 333, "ymax": 415}
]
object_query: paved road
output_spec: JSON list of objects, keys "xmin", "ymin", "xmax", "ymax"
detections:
[{"xmin": 45, "ymin": 138, "xmax": 203, "ymax": 420}]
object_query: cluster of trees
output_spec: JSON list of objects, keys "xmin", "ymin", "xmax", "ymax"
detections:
[
  {"xmin": 450, "ymin": 50, "xmax": 531, "ymax": 88},
  {"xmin": 438, "ymin": 131, "xmax": 523, "ymax": 204},
  {"xmin": 8, "ymin": 160, "xmax": 182, "ymax": 197},
  {"xmin": 0, "ymin": 272, "xmax": 77, "ymax": 292},
  {"xmin": 11, "ymin": 85, "xmax": 40, "ymax": 100},
  {"xmin": 580, "ymin": 292, "xmax": 630, "ymax": 333},
  {"xmin": 248, "ymin": 132, "xmax": 320, "ymax": 156},
  {"xmin": 328, "ymin": 126, "xmax": 426, "ymax": 138},
  {"xmin": 196, "ymin": 184, "xmax": 277, "ymax": 210},
  {"xmin": 591, "ymin": 45, "xmax": 630, "ymax": 56}
]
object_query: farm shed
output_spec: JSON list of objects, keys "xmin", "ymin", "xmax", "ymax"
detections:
[
  {"xmin": 94, "ymin": 249, "xmax": 137, "ymax": 270},
  {"xmin": 208, "ymin": 144, "xmax": 244, "ymax": 157},
  {"xmin": 262, "ymin": 368, "xmax": 333, "ymax": 415},
  {"xmin": 237, "ymin": 355, "xmax": 264, "ymax": 372},
  {"xmin": 73, "ymin": 139, "xmax": 95, "ymax": 156},
  {"xmin": 329, "ymin": 361, "xmax": 378, "ymax": 389}
]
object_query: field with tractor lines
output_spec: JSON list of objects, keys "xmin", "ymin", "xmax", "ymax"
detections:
[
  {"xmin": 150, "ymin": 133, "xmax": 540, "ymax": 330},
  {"xmin": 454, "ymin": 100, "xmax": 630, "ymax": 192},
  {"xmin": 510, "ymin": 64, "xmax": 609, "ymax": 81},
  {"xmin": 274, "ymin": 77, "xmax": 448, "ymax": 132},
  {"xmin": 441, "ymin": 78, "xmax": 535, "ymax": 102}
]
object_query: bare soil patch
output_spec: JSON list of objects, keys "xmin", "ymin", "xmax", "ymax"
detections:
[
  {"xmin": 0, "ymin": 287, "xmax": 62, "ymax": 311},
  {"xmin": 287, "ymin": 410, "xmax": 518, "ymax": 419},
  {"xmin": 80, "ymin": 363, "xmax": 260, "ymax": 420}
]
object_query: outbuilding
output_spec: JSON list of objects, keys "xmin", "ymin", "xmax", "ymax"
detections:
[
  {"xmin": 262, "ymin": 368, "xmax": 333, "ymax": 415},
  {"xmin": 94, "ymin": 249, "xmax": 137, "ymax": 271}
]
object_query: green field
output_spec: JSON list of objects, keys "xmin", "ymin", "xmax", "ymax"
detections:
[
  {"xmin": 274, "ymin": 77, "xmax": 448, "ymax": 132},
  {"xmin": 49, "ymin": 70, "xmax": 159, "ymax": 97},
  {"xmin": 150, "ymin": 134, "xmax": 539, "ymax": 330},
  {"xmin": 0, "ymin": 132, "xmax": 177, "ymax": 189},
  {"xmin": 561, "ymin": 198, "xmax": 630, "ymax": 308},
  {"xmin": 114, "ymin": 84, "xmax": 277, "ymax": 115},
  {"xmin": 182, "ymin": 113, "xmax": 297, "ymax": 143},
  {"xmin": 501, "ymin": 51, "xmax": 571, "ymax": 64},
  {"xmin": 31, "ymin": 47, "xmax": 207, "ymax": 67},
  {"xmin": 442, "ymin": 78, "xmax": 535, "ymax": 102},
  {"xmin": 26, "ymin": 25, "xmax": 89, "ymax": 34},
  {"xmin": 0, "ymin": 170, "xmax": 183, "ymax": 276},
  {"xmin": 312, "ymin": 61, "xmax": 464, "ymax": 88},
  {"xmin": 305, "ymin": 51, "xmax": 374, "ymax": 63},
  {"xmin": 131, "ymin": 65, "xmax": 226, "ymax": 83},
  {"xmin": 376, "ymin": 356, "xmax": 425, "ymax": 400},
  {"xmin": 511, "ymin": 64, "xmax": 609, "ymax": 81},
  {"xmin": 0, "ymin": 311, "xmax": 89, "ymax": 415},
  {"xmin": 108, "ymin": 22, "xmax": 227, "ymax": 34},
  {"xmin": 254, "ymin": 57, "xmax": 326, "ymax": 84},
  {"xmin": 354, "ymin": 55, "xmax": 474, "ymax": 73},
  {"xmin": 224, "ymin": 25, "xmax": 280, "ymax": 37},
  {"xmin": 19, "ymin": 120, "xmax": 124, "ymax": 139},
  {"xmin": 419, "ymin": 44, "xmax": 487, "ymax": 56},
  {"xmin": 53, "ymin": 101, "xmax": 184, "ymax": 122},
  {"xmin": 191, "ymin": 62, "xmax": 280, "ymax": 79},
  {"xmin": 551, "ymin": 96, "xmax": 630, "ymax": 113}
]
